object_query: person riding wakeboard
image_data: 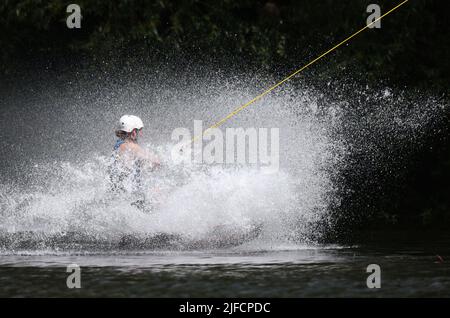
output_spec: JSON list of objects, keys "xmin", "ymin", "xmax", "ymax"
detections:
[{"xmin": 109, "ymin": 115, "xmax": 160, "ymax": 211}]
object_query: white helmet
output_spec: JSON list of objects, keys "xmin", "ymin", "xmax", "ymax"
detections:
[{"xmin": 117, "ymin": 115, "xmax": 144, "ymax": 133}]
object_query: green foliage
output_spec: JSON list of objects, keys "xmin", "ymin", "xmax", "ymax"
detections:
[{"xmin": 1, "ymin": 0, "xmax": 449, "ymax": 90}]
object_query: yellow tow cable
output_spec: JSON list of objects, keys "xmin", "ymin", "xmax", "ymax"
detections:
[{"xmin": 189, "ymin": 0, "xmax": 409, "ymax": 144}]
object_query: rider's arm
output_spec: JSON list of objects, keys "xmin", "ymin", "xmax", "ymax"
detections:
[{"xmin": 120, "ymin": 143, "xmax": 161, "ymax": 170}]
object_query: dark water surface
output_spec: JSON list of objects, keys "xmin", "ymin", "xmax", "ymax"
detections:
[{"xmin": 1, "ymin": 240, "xmax": 449, "ymax": 297}]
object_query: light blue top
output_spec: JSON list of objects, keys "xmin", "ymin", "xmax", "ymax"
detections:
[{"xmin": 113, "ymin": 139, "xmax": 125, "ymax": 151}]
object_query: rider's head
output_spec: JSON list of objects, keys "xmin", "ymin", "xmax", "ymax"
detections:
[{"xmin": 115, "ymin": 115, "xmax": 144, "ymax": 141}]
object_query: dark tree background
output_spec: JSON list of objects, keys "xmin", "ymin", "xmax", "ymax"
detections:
[{"xmin": 1, "ymin": 0, "xmax": 449, "ymax": 238}]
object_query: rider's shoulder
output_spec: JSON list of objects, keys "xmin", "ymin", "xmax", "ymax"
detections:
[{"xmin": 119, "ymin": 142, "xmax": 141, "ymax": 153}]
